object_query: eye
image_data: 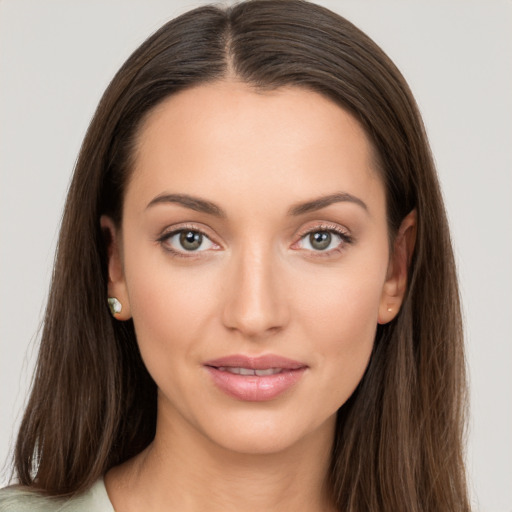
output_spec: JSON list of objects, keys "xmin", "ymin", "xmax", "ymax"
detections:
[
  {"xmin": 295, "ymin": 227, "xmax": 352, "ymax": 253},
  {"xmin": 161, "ymin": 229, "xmax": 216, "ymax": 253},
  {"xmin": 305, "ymin": 231, "xmax": 335, "ymax": 251}
]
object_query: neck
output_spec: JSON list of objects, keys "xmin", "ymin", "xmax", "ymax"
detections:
[{"xmin": 105, "ymin": 403, "xmax": 337, "ymax": 512}]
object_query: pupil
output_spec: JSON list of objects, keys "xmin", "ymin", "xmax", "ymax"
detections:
[
  {"xmin": 180, "ymin": 231, "xmax": 202, "ymax": 250},
  {"xmin": 310, "ymin": 231, "xmax": 331, "ymax": 250}
]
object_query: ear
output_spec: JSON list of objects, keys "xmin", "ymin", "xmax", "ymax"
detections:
[
  {"xmin": 100, "ymin": 215, "xmax": 132, "ymax": 320},
  {"xmin": 378, "ymin": 209, "xmax": 417, "ymax": 324}
]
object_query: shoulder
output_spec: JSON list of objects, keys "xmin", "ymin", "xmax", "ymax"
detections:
[
  {"xmin": 0, "ymin": 486, "xmax": 64, "ymax": 512},
  {"xmin": 0, "ymin": 478, "xmax": 114, "ymax": 512}
]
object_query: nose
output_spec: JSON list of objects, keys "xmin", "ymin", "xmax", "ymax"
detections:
[{"xmin": 221, "ymin": 243, "xmax": 289, "ymax": 339}]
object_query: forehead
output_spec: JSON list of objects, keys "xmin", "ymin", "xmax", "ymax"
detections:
[{"xmin": 126, "ymin": 80, "xmax": 384, "ymax": 217}]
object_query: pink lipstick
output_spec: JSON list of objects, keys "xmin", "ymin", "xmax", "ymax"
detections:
[{"xmin": 204, "ymin": 354, "xmax": 307, "ymax": 401}]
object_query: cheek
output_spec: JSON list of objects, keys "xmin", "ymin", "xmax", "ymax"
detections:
[
  {"xmin": 298, "ymin": 257, "xmax": 385, "ymax": 339},
  {"xmin": 123, "ymin": 250, "xmax": 220, "ymax": 368},
  {"xmin": 123, "ymin": 260, "xmax": 226, "ymax": 421},
  {"xmin": 295, "ymin": 259, "xmax": 386, "ymax": 399}
]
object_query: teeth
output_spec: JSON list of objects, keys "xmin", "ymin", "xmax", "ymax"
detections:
[
  {"xmin": 255, "ymin": 368, "xmax": 281, "ymax": 376},
  {"xmin": 217, "ymin": 367, "xmax": 282, "ymax": 376}
]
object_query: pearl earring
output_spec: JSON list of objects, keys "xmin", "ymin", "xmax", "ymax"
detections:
[{"xmin": 108, "ymin": 297, "xmax": 122, "ymax": 316}]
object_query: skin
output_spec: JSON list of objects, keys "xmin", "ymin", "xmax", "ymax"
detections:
[{"xmin": 102, "ymin": 80, "xmax": 416, "ymax": 512}]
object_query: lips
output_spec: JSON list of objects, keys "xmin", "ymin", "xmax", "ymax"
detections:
[{"xmin": 204, "ymin": 354, "xmax": 308, "ymax": 401}]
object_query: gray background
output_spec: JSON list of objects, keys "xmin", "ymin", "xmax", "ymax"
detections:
[{"xmin": 1, "ymin": 1, "xmax": 511, "ymax": 510}]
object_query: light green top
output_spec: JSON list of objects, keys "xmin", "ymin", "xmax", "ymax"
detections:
[{"xmin": 0, "ymin": 478, "xmax": 114, "ymax": 512}]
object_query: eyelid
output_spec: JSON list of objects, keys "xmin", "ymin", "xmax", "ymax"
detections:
[{"xmin": 296, "ymin": 221, "xmax": 351, "ymax": 238}]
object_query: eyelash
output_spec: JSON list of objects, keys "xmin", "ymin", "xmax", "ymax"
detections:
[{"xmin": 156, "ymin": 223, "xmax": 353, "ymax": 259}]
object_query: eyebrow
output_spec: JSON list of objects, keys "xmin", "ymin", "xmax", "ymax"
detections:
[
  {"xmin": 146, "ymin": 193, "xmax": 226, "ymax": 217},
  {"xmin": 288, "ymin": 192, "xmax": 368, "ymax": 216},
  {"xmin": 146, "ymin": 191, "xmax": 368, "ymax": 217}
]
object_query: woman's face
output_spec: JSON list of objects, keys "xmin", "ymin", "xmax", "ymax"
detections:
[{"xmin": 105, "ymin": 81, "xmax": 407, "ymax": 455}]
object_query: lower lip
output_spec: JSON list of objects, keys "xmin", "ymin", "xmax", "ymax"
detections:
[{"xmin": 205, "ymin": 367, "xmax": 307, "ymax": 401}]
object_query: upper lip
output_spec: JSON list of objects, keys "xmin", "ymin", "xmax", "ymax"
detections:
[{"xmin": 204, "ymin": 354, "xmax": 307, "ymax": 370}]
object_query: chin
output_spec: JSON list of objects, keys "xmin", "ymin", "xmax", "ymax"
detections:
[{"xmin": 192, "ymin": 407, "xmax": 337, "ymax": 457}]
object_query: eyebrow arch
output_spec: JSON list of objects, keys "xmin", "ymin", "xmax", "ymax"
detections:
[
  {"xmin": 288, "ymin": 192, "xmax": 368, "ymax": 216},
  {"xmin": 146, "ymin": 193, "xmax": 226, "ymax": 217}
]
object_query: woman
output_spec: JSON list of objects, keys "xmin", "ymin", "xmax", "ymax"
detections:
[{"xmin": 0, "ymin": 0, "xmax": 470, "ymax": 510}]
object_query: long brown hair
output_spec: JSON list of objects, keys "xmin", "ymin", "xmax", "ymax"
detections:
[{"xmin": 11, "ymin": 1, "xmax": 469, "ymax": 510}]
